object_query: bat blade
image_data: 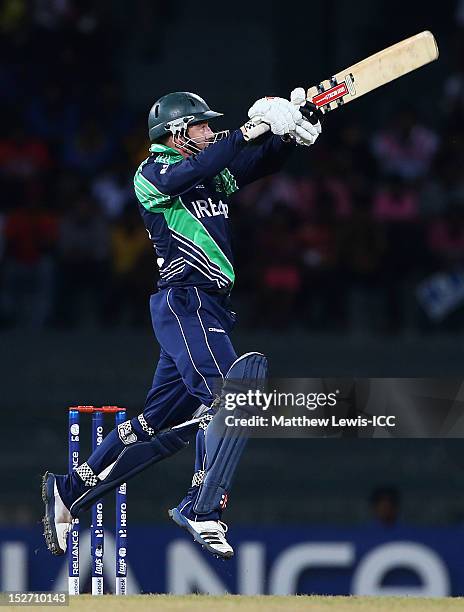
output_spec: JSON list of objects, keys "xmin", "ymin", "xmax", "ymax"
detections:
[{"xmin": 307, "ymin": 31, "xmax": 439, "ymax": 113}]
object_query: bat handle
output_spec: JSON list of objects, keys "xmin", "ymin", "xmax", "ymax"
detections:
[
  {"xmin": 250, "ymin": 123, "xmax": 295, "ymax": 142},
  {"xmin": 253, "ymin": 122, "xmax": 271, "ymax": 138}
]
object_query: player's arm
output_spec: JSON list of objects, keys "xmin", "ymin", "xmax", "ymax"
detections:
[
  {"xmin": 233, "ymin": 129, "xmax": 309, "ymax": 187},
  {"xmin": 140, "ymin": 129, "xmax": 248, "ymax": 199},
  {"xmin": 227, "ymin": 133, "xmax": 295, "ymax": 187}
]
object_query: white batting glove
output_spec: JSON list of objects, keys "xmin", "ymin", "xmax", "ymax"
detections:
[
  {"xmin": 289, "ymin": 87, "xmax": 322, "ymax": 146},
  {"xmin": 241, "ymin": 97, "xmax": 302, "ymax": 140}
]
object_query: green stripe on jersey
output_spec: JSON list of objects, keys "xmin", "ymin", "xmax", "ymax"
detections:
[
  {"xmin": 164, "ymin": 198, "xmax": 235, "ymax": 285},
  {"xmin": 149, "ymin": 143, "xmax": 184, "ymax": 161},
  {"xmin": 134, "ymin": 145, "xmax": 184, "ymax": 211},
  {"xmin": 134, "ymin": 158, "xmax": 171, "ymax": 212}
]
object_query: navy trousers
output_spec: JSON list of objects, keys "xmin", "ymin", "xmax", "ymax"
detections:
[
  {"xmin": 144, "ymin": 286, "xmax": 237, "ymax": 520},
  {"xmin": 144, "ymin": 286, "xmax": 237, "ymax": 425}
]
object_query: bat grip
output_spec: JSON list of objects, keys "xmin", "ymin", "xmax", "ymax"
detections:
[{"xmin": 300, "ymin": 101, "xmax": 324, "ymax": 125}]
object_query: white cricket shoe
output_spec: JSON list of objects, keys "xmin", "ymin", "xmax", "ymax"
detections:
[
  {"xmin": 42, "ymin": 472, "xmax": 73, "ymax": 555},
  {"xmin": 168, "ymin": 507, "xmax": 234, "ymax": 559}
]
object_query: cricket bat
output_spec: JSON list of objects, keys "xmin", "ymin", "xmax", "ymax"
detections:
[{"xmin": 306, "ymin": 30, "xmax": 438, "ymax": 114}]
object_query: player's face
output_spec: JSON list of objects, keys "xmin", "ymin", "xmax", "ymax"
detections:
[{"xmin": 187, "ymin": 121, "xmax": 215, "ymax": 150}]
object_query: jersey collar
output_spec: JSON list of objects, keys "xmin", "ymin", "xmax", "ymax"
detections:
[{"xmin": 149, "ymin": 143, "xmax": 184, "ymax": 161}]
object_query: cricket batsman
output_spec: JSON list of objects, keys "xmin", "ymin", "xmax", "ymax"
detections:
[{"xmin": 42, "ymin": 89, "xmax": 321, "ymax": 559}]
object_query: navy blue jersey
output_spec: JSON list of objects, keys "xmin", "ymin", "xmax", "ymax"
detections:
[{"xmin": 134, "ymin": 128, "xmax": 294, "ymax": 292}]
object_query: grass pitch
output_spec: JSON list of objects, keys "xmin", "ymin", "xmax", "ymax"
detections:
[{"xmin": 30, "ymin": 594, "xmax": 464, "ymax": 612}]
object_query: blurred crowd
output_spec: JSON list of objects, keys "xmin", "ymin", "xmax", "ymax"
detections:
[{"xmin": 1, "ymin": 1, "xmax": 464, "ymax": 332}]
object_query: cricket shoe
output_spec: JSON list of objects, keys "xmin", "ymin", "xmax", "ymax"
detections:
[
  {"xmin": 41, "ymin": 472, "xmax": 73, "ymax": 556},
  {"xmin": 168, "ymin": 507, "xmax": 234, "ymax": 559}
]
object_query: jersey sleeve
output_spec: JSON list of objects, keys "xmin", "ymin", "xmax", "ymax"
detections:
[
  {"xmin": 134, "ymin": 130, "xmax": 247, "ymax": 212},
  {"xmin": 227, "ymin": 133, "xmax": 296, "ymax": 188}
]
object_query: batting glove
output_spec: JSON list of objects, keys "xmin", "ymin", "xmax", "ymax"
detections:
[{"xmin": 241, "ymin": 96, "xmax": 302, "ymax": 140}]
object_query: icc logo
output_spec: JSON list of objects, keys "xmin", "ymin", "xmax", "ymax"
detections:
[{"xmin": 70, "ymin": 424, "xmax": 79, "ymax": 435}]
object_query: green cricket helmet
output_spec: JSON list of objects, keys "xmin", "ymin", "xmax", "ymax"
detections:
[{"xmin": 148, "ymin": 92, "xmax": 223, "ymax": 142}]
